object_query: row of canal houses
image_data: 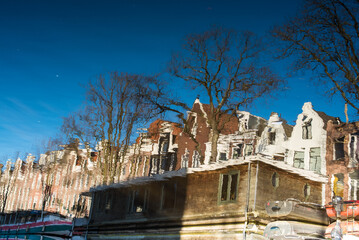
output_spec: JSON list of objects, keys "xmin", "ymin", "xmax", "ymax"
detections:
[
  {"xmin": 1, "ymin": 98, "xmax": 359, "ymax": 239},
  {"xmin": 75, "ymin": 99, "xmax": 358, "ymax": 239}
]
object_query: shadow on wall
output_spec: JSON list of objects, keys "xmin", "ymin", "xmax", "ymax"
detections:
[{"xmin": 87, "ymin": 176, "xmax": 187, "ymax": 240}]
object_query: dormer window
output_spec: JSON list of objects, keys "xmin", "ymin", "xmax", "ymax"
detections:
[
  {"xmin": 302, "ymin": 118, "xmax": 312, "ymax": 139},
  {"xmin": 268, "ymin": 131, "xmax": 276, "ymax": 145}
]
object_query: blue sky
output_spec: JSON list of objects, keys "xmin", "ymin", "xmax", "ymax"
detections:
[{"xmin": 0, "ymin": 0, "xmax": 350, "ymax": 163}]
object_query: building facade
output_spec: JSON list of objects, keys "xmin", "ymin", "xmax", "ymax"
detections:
[{"xmin": 0, "ymin": 99, "xmax": 346, "ymax": 227}]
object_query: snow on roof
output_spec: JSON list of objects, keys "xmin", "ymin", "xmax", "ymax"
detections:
[{"xmin": 89, "ymin": 155, "xmax": 327, "ymax": 192}]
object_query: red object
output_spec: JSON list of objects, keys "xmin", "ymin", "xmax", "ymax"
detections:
[
  {"xmin": 326, "ymin": 200, "xmax": 359, "ymax": 220},
  {"xmin": 326, "ymin": 220, "xmax": 359, "ymax": 238}
]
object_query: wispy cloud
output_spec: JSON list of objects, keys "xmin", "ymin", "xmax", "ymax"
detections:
[
  {"xmin": 0, "ymin": 97, "xmax": 40, "ymax": 124},
  {"xmin": 0, "ymin": 97, "xmax": 62, "ymax": 162},
  {"xmin": 5, "ymin": 97, "xmax": 38, "ymax": 116},
  {"xmin": 37, "ymin": 100, "xmax": 58, "ymax": 114},
  {"xmin": 0, "ymin": 123, "xmax": 38, "ymax": 142}
]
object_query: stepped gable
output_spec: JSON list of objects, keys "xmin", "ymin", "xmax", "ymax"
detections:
[
  {"xmin": 136, "ymin": 119, "xmax": 182, "ymax": 144},
  {"xmin": 315, "ymin": 110, "xmax": 339, "ymax": 129},
  {"xmin": 191, "ymin": 99, "xmax": 239, "ymax": 135}
]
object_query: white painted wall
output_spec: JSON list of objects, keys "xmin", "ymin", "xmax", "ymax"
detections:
[
  {"xmin": 283, "ymin": 102, "xmax": 327, "ymax": 176},
  {"xmin": 256, "ymin": 112, "xmax": 289, "ymax": 157}
]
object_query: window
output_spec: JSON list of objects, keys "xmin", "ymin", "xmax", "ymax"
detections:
[
  {"xmin": 160, "ymin": 133, "xmax": 170, "ymax": 153},
  {"xmin": 188, "ymin": 114, "xmax": 197, "ymax": 136},
  {"xmin": 232, "ymin": 144, "xmax": 243, "ymax": 159},
  {"xmin": 90, "ymin": 152, "xmax": 97, "ymax": 162},
  {"xmin": 302, "ymin": 118, "xmax": 312, "ymax": 139},
  {"xmin": 350, "ymin": 171, "xmax": 359, "ymax": 200},
  {"xmin": 350, "ymin": 135, "xmax": 358, "ymax": 162},
  {"xmin": 161, "ymin": 141, "xmax": 169, "ymax": 153},
  {"xmin": 294, "ymin": 151, "xmax": 304, "ymax": 169},
  {"xmin": 219, "ymin": 152, "xmax": 227, "ymax": 161},
  {"xmin": 248, "ymin": 115, "xmax": 259, "ymax": 130},
  {"xmin": 333, "ymin": 173, "xmax": 344, "ymax": 197},
  {"xmin": 160, "ymin": 155, "xmax": 170, "ymax": 172},
  {"xmin": 304, "ymin": 184, "xmax": 311, "ymax": 198},
  {"xmin": 128, "ymin": 188, "xmax": 149, "ymax": 214},
  {"xmin": 219, "ymin": 171, "xmax": 239, "ymax": 203},
  {"xmin": 181, "ymin": 150, "xmax": 189, "ymax": 168},
  {"xmin": 150, "ymin": 157, "xmax": 159, "ymax": 175},
  {"xmin": 309, "ymin": 147, "xmax": 321, "ymax": 173},
  {"xmin": 244, "ymin": 144, "xmax": 253, "ymax": 156},
  {"xmin": 169, "ymin": 153, "xmax": 177, "ymax": 170},
  {"xmin": 335, "ymin": 137, "xmax": 345, "ymax": 160},
  {"xmin": 162, "ymin": 141, "xmax": 169, "ymax": 153},
  {"xmin": 75, "ymin": 155, "xmax": 82, "ymax": 166},
  {"xmin": 36, "ymin": 176, "xmax": 41, "ymax": 189},
  {"xmin": 271, "ymin": 172, "xmax": 279, "ymax": 188},
  {"xmin": 268, "ymin": 131, "xmax": 276, "ymax": 145},
  {"xmin": 143, "ymin": 157, "xmax": 149, "ymax": 176},
  {"xmin": 192, "ymin": 151, "xmax": 200, "ymax": 168},
  {"xmin": 350, "ymin": 179, "xmax": 359, "ymax": 200}
]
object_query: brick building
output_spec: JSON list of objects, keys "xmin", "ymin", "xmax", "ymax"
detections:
[
  {"xmin": 325, "ymin": 120, "xmax": 359, "ymax": 203},
  {"xmin": 83, "ymin": 100, "xmax": 335, "ymax": 239},
  {"xmin": 0, "ymin": 119, "xmax": 183, "ymax": 218},
  {"xmin": 0, "ymin": 99, "xmax": 346, "ymax": 229},
  {"xmin": 0, "ymin": 146, "xmax": 98, "ymax": 218}
]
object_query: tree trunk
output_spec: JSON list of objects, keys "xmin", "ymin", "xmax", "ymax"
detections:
[{"xmin": 210, "ymin": 129, "xmax": 219, "ymax": 163}]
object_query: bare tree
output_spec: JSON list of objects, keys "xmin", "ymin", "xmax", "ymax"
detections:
[
  {"xmin": 163, "ymin": 26, "xmax": 283, "ymax": 163},
  {"xmin": 62, "ymin": 72, "xmax": 158, "ymax": 184},
  {"xmin": 272, "ymin": 0, "xmax": 359, "ymax": 114}
]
